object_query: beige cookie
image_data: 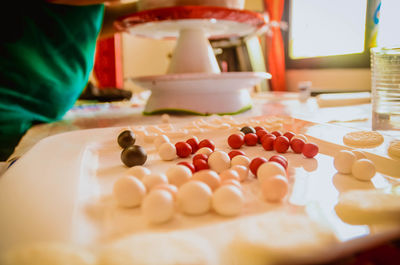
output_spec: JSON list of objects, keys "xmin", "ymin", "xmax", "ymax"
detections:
[
  {"xmin": 388, "ymin": 140, "xmax": 400, "ymax": 158},
  {"xmin": 343, "ymin": 131, "xmax": 384, "ymax": 148}
]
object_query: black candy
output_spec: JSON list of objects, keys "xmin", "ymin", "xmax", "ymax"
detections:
[
  {"xmin": 240, "ymin": 126, "xmax": 256, "ymax": 135},
  {"xmin": 118, "ymin": 130, "xmax": 136, "ymax": 148},
  {"xmin": 121, "ymin": 145, "xmax": 147, "ymax": 167}
]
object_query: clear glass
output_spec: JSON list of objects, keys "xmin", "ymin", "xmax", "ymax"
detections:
[{"xmin": 371, "ymin": 46, "xmax": 400, "ymax": 135}]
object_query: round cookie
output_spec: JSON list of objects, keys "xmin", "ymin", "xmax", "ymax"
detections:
[
  {"xmin": 343, "ymin": 131, "xmax": 384, "ymax": 148},
  {"xmin": 388, "ymin": 140, "xmax": 400, "ymax": 158}
]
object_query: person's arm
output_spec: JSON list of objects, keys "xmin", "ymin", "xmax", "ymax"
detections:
[{"xmin": 47, "ymin": 0, "xmax": 138, "ymax": 39}]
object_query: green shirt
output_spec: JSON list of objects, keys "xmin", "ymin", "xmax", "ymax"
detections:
[{"xmin": 0, "ymin": 3, "xmax": 104, "ymax": 160}]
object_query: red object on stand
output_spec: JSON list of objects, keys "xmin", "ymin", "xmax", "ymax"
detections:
[{"xmin": 93, "ymin": 34, "xmax": 124, "ymax": 89}]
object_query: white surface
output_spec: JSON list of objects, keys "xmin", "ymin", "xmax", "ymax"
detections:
[{"xmin": 131, "ymin": 72, "xmax": 271, "ymax": 114}]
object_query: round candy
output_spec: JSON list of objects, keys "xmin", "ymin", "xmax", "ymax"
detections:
[
  {"xmin": 177, "ymin": 181, "xmax": 212, "ymax": 215},
  {"xmin": 175, "ymin": 141, "xmax": 192, "ymax": 158},
  {"xmin": 271, "ymin": 130, "xmax": 282, "ymax": 137},
  {"xmin": 153, "ymin": 184, "xmax": 178, "ymax": 199},
  {"xmin": 142, "ymin": 173, "xmax": 168, "ymax": 190},
  {"xmin": 212, "ymin": 185, "xmax": 244, "ymax": 216},
  {"xmin": 274, "ymin": 136, "xmax": 290, "ymax": 153},
  {"xmin": 113, "ymin": 176, "xmax": 146, "ymax": 208},
  {"xmin": 244, "ymin": 133, "xmax": 258, "ymax": 146},
  {"xmin": 228, "ymin": 134, "xmax": 245, "ymax": 149},
  {"xmin": 193, "ymin": 153, "xmax": 208, "ymax": 163},
  {"xmin": 351, "ymin": 150, "xmax": 367, "ymax": 160},
  {"xmin": 290, "ymin": 138, "xmax": 305, "ymax": 154},
  {"xmin": 230, "ymin": 165, "xmax": 249, "ymax": 182},
  {"xmin": 166, "ymin": 165, "xmax": 192, "ymax": 187},
  {"xmin": 221, "ymin": 179, "xmax": 242, "ymax": 189},
  {"xmin": 198, "ymin": 139, "xmax": 215, "ymax": 151},
  {"xmin": 261, "ymin": 175, "xmax": 289, "ymax": 202},
  {"xmin": 283, "ymin": 131, "xmax": 295, "ymax": 141},
  {"xmin": 228, "ymin": 150, "xmax": 245, "ymax": 160},
  {"xmin": 142, "ymin": 189, "xmax": 174, "ymax": 224},
  {"xmin": 269, "ymin": 155, "xmax": 288, "ymax": 169},
  {"xmin": 192, "ymin": 169, "xmax": 221, "ymax": 191},
  {"xmin": 256, "ymin": 130, "xmax": 268, "ymax": 143},
  {"xmin": 196, "ymin": 147, "xmax": 213, "ymax": 156},
  {"xmin": 249, "ymin": 157, "xmax": 268, "ymax": 177},
  {"xmin": 352, "ymin": 159, "xmax": 376, "ymax": 181},
  {"xmin": 126, "ymin": 165, "xmax": 151, "ymax": 180},
  {"xmin": 208, "ymin": 150, "xmax": 231, "ymax": 173},
  {"xmin": 186, "ymin": 137, "xmax": 199, "ymax": 154},
  {"xmin": 153, "ymin": 135, "xmax": 170, "ymax": 150},
  {"xmin": 118, "ymin": 130, "xmax": 136, "ymax": 149},
  {"xmin": 158, "ymin": 142, "xmax": 177, "ymax": 161},
  {"xmin": 334, "ymin": 150, "xmax": 356, "ymax": 174},
  {"xmin": 293, "ymin": 134, "xmax": 307, "ymax": 142},
  {"xmin": 257, "ymin": 161, "xmax": 286, "ymax": 184},
  {"xmin": 240, "ymin": 126, "xmax": 256, "ymax": 135},
  {"xmin": 219, "ymin": 169, "xmax": 240, "ymax": 182},
  {"xmin": 254, "ymin": 126, "xmax": 266, "ymax": 132},
  {"xmin": 193, "ymin": 158, "xmax": 210, "ymax": 171},
  {"xmin": 302, "ymin": 143, "xmax": 319, "ymax": 158},
  {"xmin": 231, "ymin": 155, "xmax": 250, "ymax": 168},
  {"xmin": 121, "ymin": 145, "xmax": 147, "ymax": 167},
  {"xmin": 261, "ymin": 134, "xmax": 276, "ymax": 151},
  {"xmin": 177, "ymin": 161, "xmax": 195, "ymax": 173}
]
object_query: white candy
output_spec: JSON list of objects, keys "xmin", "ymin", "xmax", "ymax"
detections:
[
  {"xmin": 196, "ymin": 147, "xmax": 213, "ymax": 156},
  {"xmin": 158, "ymin": 142, "xmax": 177, "ymax": 161},
  {"xmin": 352, "ymin": 159, "xmax": 376, "ymax": 181},
  {"xmin": 154, "ymin": 135, "xmax": 170, "ymax": 150},
  {"xmin": 126, "ymin": 166, "xmax": 151, "ymax": 180},
  {"xmin": 257, "ymin": 161, "xmax": 286, "ymax": 184},
  {"xmin": 261, "ymin": 175, "xmax": 288, "ymax": 202},
  {"xmin": 142, "ymin": 190, "xmax": 174, "ymax": 224},
  {"xmin": 231, "ymin": 155, "xmax": 250, "ymax": 168},
  {"xmin": 351, "ymin": 150, "xmax": 367, "ymax": 160},
  {"xmin": 212, "ymin": 185, "xmax": 244, "ymax": 216},
  {"xmin": 334, "ymin": 150, "xmax": 356, "ymax": 174},
  {"xmin": 192, "ymin": 170, "xmax": 221, "ymax": 191},
  {"xmin": 166, "ymin": 165, "xmax": 192, "ymax": 187},
  {"xmin": 230, "ymin": 165, "xmax": 249, "ymax": 182},
  {"xmin": 142, "ymin": 173, "xmax": 168, "ymax": 190},
  {"xmin": 177, "ymin": 181, "xmax": 212, "ymax": 215},
  {"xmin": 208, "ymin": 150, "xmax": 230, "ymax": 173},
  {"xmin": 113, "ymin": 176, "xmax": 147, "ymax": 208},
  {"xmin": 219, "ymin": 169, "xmax": 240, "ymax": 182}
]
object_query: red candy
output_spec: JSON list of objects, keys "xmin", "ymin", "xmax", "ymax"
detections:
[
  {"xmin": 254, "ymin": 126, "xmax": 266, "ymax": 132},
  {"xmin": 244, "ymin": 133, "xmax": 258, "ymax": 146},
  {"xmin": 193, "ymin": 159, "xmax": 209, "ymax": 171},
  {"xmin": 261, "ymin": 134, "xmax": 276, "ymax": 151},
  {"xmin": 269, "ymin": 155, "xmax": 288, "ymax": 169},
  {"xmin": 249, "ymin": 157, "xmax": 268, "ymax": 177},
  {"xmin": 283, "ymin": 131, "xmax": 295, "ymax": 141},
  {"xmin": 178, "ymin": 161, "xmax": 195, "ymax": 173},
  {"xmin": 271, "ymin": 130, "xmax": 282, "ymax": 137},
  {"xmin": 227, "ymin": 134, "xmax": 244, "ymax": 149},
  {"xmin": 302, "ymin": 143, "xmax": 319, "ymax": 158},
  {"xmin": 193, "ymin": 153, "xmax": 208, "ymax": 162},
  {"xmin": 274, "ymin": 136, "xmax": 290, "ymax": 153},
  {"xmin": 175, "ymin": 142, "xmax": 192, "ymax": 158},
  {"xmin": 186, "ymin": 137, "xmax": 199, "ymax": 154},
  {"xmin": 290, "ymin": 138, "xmax": 305, "ymax": 154},
  {"xmin": 228, "ymin": 150, "xmax": 246, "ymax": 160},
  {"xmin": 198, "ymin": 139, "xmax": 215, "ymax": 151},
  {"xmin": 256, "ymin": 130, "xmax": 268, "ymax": 143}
]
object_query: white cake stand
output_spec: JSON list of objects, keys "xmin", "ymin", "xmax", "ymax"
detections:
[{"xmin": 115, "ymin": 6, "xmax": 270, "ymax": 115}]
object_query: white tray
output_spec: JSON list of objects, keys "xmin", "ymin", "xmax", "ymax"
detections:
[{"xmin": 0, "ymin": 116, "xmax": 399, "ymax": 264}]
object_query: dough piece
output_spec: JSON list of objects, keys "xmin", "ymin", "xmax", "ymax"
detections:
[
  {"xmin": 335, "ymin": 189, "xmax": 400, "ymax": 225},
  {"xmin": 166, "ymin": 165, "xmax": 192, "ymax": 187},
  {"xmin": 142, "ymin": 190, "xmax": 174, "ymax": 224},
  {"xmin": 388, "ymin": 140, "xmax": 400, "ymax": 157},
  {"xmin": 343, "ymin": 131, "xmax": 384, "ymax": 148},
  {"xmin": 98, "ymin": 232, "xmax": 217, "ymax": 265},
  {"xmin": 333, "ymin": 150, "xmax": 356, "ymax": 174},
  {"xmin": 212, "ymin": 185, "xmax": 244, "ymax": 216},
  {"xmin": 177, "ymin": 181, "xmax": 212, "ymax": 215},
  {"xmin": 351, "ymin": 159, "xmax": 376, "ymax": 181},
  {"xmin": 0, "ymin": 242, "xmax": 95, "ymax": 265},
  {"xmin": 113, "ymin": 176, "xmax": 147, "ymax": 208}
]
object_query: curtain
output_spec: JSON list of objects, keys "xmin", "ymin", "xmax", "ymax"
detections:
[{"xmin": 263, "ymin": 0, "xmax": 286, "ymax": 91}]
